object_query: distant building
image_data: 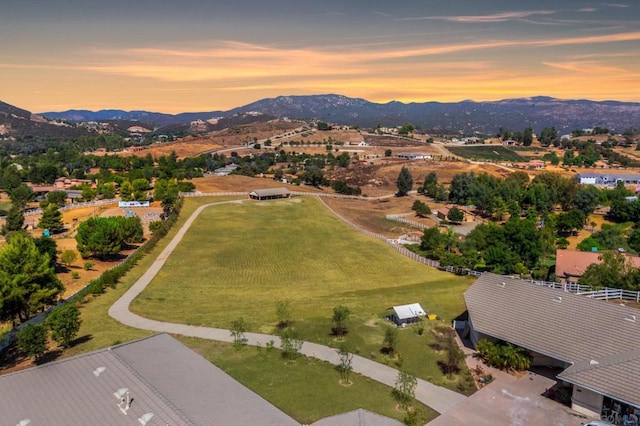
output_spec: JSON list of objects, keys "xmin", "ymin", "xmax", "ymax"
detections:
[
  {"xmin": 555, "ymin": 249, "xmax": 640, "ymax": 284},
  {"xmin": 248, "ymin": 188, "xmax": 291, "ymax": 201},
  {"xmin": 214, "ymin": 164, "xmax": 239, "ymax": 176},
  {"xmin": 397, "ymin": 153, "xmax": 431, "ymax": 160},
  {"xmin": 577, "ymin": 173, "xmax": 640, "ymax": 186}
]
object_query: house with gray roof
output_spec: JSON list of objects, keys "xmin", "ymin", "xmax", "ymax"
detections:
[
  {"xmin": 577, "ymin": 172, "xmax": 640, "ymax": 187},
  {"xmin": 0, "ymin": 333, "xmax": 299, "ymax": 426},
  {"xmin": 0, "ymin": 333, "xmax": 403, "ymax": 426},
  {"xmin": 463, "ymin": 273, "xmax": 640, "ymax": 419}
]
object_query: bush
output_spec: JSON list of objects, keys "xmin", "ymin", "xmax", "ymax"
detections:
[
  {"xmin": 17, "ymin": 323, "xmax": 48, "ymax": 361},
  {"xmin": 46, "ymin": 304, "xmax": 82, "ymax": 348},
  {"xmin": 475, "ymin": 339, "xmax": 531, "ymax": 371}
]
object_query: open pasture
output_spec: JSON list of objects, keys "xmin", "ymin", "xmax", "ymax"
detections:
[
  {"xmin": 131, "ymin": 197, "xmax": 469, "ymax": 328},
  {"xmin": 130, "ymin": 196, "xmax": 474, "ymax": 387},
  {"xmin": 447, "ymin": 145, "xmax": 524, "ymax": 162}
]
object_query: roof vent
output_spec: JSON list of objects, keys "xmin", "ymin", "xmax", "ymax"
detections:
[
  {"xmin": 625, "ymin": 314, "xmax": 636, "ymax": 323},
  {"xmin": 498, "ymin": 282, "xmax": 506, "ymax": 288},
  {"xmin": 138, "ymin": 413, "xmax": 154, "ymax": 425},
  {"xmin": 589, "ymin": 359, "xmax": 599, "ymax": 365},
  {"xmin": 552, "ymin": 296, "xmax": 562, "ymax": 303},
  {"xmin": 93, "ymin": 366, "xmax": 106, "ymax": 377}
]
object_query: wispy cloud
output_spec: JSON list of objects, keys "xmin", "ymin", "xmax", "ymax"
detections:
[
  {"xmin": 541, "ymin": 60, "xmax": 629, "ymax": 74},
  {"xmin": 578, "ymin": 7, "xmax": 597, "ymax": 12},
  {"xmin": 604, "ymin": 3, "xmax": 629, "ymax": 7},
  {"xmin": 401, "ymin": 10, "xmax": 556, "ymax": 23}
]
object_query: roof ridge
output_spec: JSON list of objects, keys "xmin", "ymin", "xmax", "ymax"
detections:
[{"xmin": 563, "ymin": 347, "xmax": 640, "ymax": 376}]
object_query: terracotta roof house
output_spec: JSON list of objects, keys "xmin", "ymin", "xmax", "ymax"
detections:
[
  {"xmin": 249, "ymin": 187, "xmax": 291, "ymax": 200},
  {"xmin": 556, "ymin": 249, "xmax": 640, "ymax": 283},
  {"xmin": 464, "ymin": 273, "xmax": 640, "ymax": 419}
]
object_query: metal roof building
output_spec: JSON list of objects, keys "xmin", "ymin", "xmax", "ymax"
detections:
[
  {"xmin": 464, "ymin": 273, "xmax": 640, "ymax": 418},
  {"xmin": 248, "ymin": 187, "xmax": 291, "ymax": 200},
  {"xmin": 388, "ymin": 303, "xmax": 427, "ymax": 326},
  {"xmin": 0, "ymin": 333, "xmax": 298, "ymax": 426}
]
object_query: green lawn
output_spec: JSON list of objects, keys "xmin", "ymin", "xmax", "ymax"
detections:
[
  {"xmin": 448, "ymin": 145, "xmax": 524, "ymax": 162},
  {"xmin": 180, "ymin": 337, "xmax": 438, "ymax": 424},
  {"xmin": 130, "ymin": 196, "xmax": 474, "ymax": 388}
]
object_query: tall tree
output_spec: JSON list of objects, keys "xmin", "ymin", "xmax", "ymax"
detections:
[
  {"xmin": 38, "ymin": 203, "xmax": 64, "ymax": 234},
  {"xmin": 447, "ymin": 207, "xmax": 464, "ymax": 223},
  {"xmin": 522, "ymin": 127, "xmax": 533, "ymax": 146},
  {"xmin": 396, "ymin": 167, "xmax": 413, "ymax": 196},
  {"xmin": 0, "ymin": 233, "xmax": 63, "ymax": 323},
  {"xmin": 9, "ymin": 184, "xmax": 34, "ymax": 210},
  {"xmin": 2, "ymin": 205, "xmax": 24, "ymax": 234}
]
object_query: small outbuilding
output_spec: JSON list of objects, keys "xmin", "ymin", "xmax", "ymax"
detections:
[
  {"xmin": 387, "ymin": 303, "xmax": 426, "ymax": 326},
  {"xmin": 249, "ymin": 188, "xmax": 291, "ymax": 201}
]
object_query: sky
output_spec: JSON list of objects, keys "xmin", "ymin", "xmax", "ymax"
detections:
[{"xmin": 1, "ymin": 0, "xmax": 639, "ymax": 113}]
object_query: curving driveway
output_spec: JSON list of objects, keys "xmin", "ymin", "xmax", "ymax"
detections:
[{"xmin": 108, "ymin": 199, "xmax": 466, "ymax": 415}]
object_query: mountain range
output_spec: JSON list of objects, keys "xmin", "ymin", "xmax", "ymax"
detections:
[{"xmin": 2, "ymin": 95, "xmax": 639, "ymax": 138}]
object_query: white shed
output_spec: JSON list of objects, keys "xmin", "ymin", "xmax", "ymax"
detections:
[{"xmin": 388, "ymin": 303, "xmax": 426, "ymax": 326}]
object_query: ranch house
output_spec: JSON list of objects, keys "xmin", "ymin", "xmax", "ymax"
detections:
[{"xmin": 462, "ymin": 273, "xmax": 640, "ymax": 420}]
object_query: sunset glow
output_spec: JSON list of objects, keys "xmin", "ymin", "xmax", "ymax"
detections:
[{"xmin": 1, "ymin": 0, "xmax": 639, "ymax": 113}]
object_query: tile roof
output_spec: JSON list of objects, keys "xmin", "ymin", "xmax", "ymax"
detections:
[
  {"xmin": 555, "ymin": 249, "xmax": 640, "ymax": 280},
  {"xmin": 464, "ymin": 273, "xmax": 640, "ymax": 407},
  {"xmin": 0, "ymin": 333, "xmax": 298, "ymax": 426}
]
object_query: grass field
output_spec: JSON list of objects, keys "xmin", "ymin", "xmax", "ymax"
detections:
[
  {"xmin": 447, "ymin": 145, "xmax": 524, "ymax": 162},
  {"xmin": 130, "ymin": 196, "xmax": 474, "ymax": 388},
  {"xmin": 180, "ymin": 337, "xmax": 438, "ymax": 424}
]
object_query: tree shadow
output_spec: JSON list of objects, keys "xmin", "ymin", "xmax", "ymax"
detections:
[
  {"xmin": 70, "ymin": 334, "xmax": 93, "ymax": 347},
  {"xmin": 35, "ymin": 348, "xmax": 63, "ymax": 365}
]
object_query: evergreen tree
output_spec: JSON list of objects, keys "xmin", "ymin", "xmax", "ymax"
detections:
[
  {"xmin": 0, "ymin": 233, "xmax": 63, "ymax": 322},
  {"xmin": 396, "ymin": 167, "xmax": 413, "ymax": 196},
  {"xmin": 38, "ymin": 203, "xmax": 64, "ymax": 234},
  {"xmin": 2, "ymin": 205, "xmax": 24, "ymax": 234}
]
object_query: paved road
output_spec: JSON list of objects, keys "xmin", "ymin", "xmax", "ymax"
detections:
[{"xmin": 108, "ymin": 199, "xmax": 467, "ymax": 415}]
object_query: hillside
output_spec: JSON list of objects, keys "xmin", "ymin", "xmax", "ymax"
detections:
[{"xmin": 40, "ymin": 95, "xmax": 640, "ymax": 135}]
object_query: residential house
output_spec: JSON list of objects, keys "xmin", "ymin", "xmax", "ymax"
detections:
[
  {"xmin": 555, "ymin": 249, "xmax": 640, "ymax": 284},
  {"xmin": 463, "ymin": 273, "xmax": 640, "ymax": 419}
]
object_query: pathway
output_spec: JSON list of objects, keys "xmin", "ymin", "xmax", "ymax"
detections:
[{"xmin": 108, "ymin": 199, "xmax": 467, "ymax": 415}]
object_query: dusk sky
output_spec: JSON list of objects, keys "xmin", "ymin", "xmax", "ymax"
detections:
[{"xmin": 2, "ymin": 0, "xmax": 639, "ymax": 113}]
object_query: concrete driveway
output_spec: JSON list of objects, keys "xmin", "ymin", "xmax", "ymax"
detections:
[{"xmin": 427, "ymin": 370, "xmax": 591, "ymax": 426}]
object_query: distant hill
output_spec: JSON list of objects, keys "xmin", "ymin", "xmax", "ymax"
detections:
[
  {"xmin": 0, "ymin": 101, "xmax": 91, "ymax": 138},
  {"xmin": 42, "ymin": 109, "xmax": 226, "ymax": 126},
  {"xmin": 226, "ymin": 94, "xmax": 640, "ymax": 134},
  {"xmin": 41, "ymin": 95, "xmax": 640, "ymax": 135}
]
